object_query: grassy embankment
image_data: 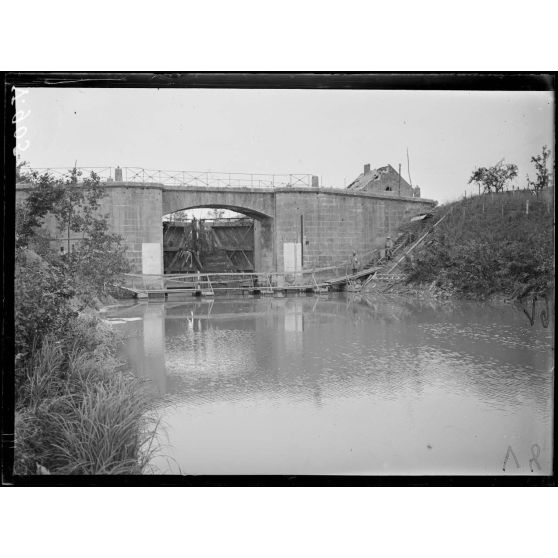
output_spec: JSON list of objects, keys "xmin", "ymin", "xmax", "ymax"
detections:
[{"xmin": 398, "ymin": 189, "xmax": 554, "ymax": 300}]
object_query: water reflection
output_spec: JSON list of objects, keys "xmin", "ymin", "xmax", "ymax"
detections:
[{"xmin": 106, "ymin": 293, "xmax": 554, "ymax": 475}]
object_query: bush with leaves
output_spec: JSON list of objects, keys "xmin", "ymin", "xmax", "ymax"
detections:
[
  {"xmin": 65, "ymin": 214, "xmax": 130, "ymax": 298},
  {"xmin": 14, "ymin": 251, "xmax": 77, "ymax": 360}
]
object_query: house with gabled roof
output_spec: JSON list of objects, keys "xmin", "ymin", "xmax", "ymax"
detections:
[{"xmin": 347, "ymin": 163, "xmax": 420, "ymax": 198}]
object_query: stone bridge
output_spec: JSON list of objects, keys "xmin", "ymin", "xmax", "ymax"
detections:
[{"xmin": 17, "ymin": 180, "xmax": 437, "ymax": 275}]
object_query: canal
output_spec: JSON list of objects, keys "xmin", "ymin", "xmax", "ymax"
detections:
[{"xmin": 104, "ymin": 293, "xmax": 554, "ymax": 475}]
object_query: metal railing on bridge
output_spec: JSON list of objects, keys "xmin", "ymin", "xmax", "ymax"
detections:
[{"xmin": 19, "ymin": 166, "xmax": 316, "ymax": 189}]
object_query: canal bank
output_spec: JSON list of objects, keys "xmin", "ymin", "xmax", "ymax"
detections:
[{"xmin": 393, "ymin": 190, "xmax": 554, "ymax": 301}]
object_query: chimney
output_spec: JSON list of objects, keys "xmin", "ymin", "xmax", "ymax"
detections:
[
  {"xmin": 364, "ymin": 164, "xmax": 371, "ymax": 175},
  {"xmin": 115, "ymin": 166, "xmax": 123, "ymax": 182}
]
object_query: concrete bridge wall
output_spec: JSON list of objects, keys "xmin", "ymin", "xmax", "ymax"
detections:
[
  {"xmin": 273, "ymin": 188, "xmax": 434, "ymax": 271},
  {"xmin": 16, "ymin": 181, "xmax": 436, "ymax": 275},
  {"xmin": 100, "ymin": 183, "xmax": 164, "ymax": 274}
]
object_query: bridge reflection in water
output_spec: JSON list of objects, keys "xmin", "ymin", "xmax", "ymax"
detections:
[{"xmin": 106, "ymin": 294, "xmax": 554, "ymax": 475}]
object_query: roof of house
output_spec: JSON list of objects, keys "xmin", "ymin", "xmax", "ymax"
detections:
[{"xmin": 347, "ymin": 164, "xmax": 412, "ymax": 191}]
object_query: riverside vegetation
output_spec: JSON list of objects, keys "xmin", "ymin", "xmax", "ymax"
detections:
[
  {"xmin": 14, "ymin": 165, "xmax": 158, "ymax": 475},
  {"xmin": 399, "ymin": 150, "xmax": 553, "ymax": 301}
]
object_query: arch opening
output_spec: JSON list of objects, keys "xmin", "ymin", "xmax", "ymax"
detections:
[{"xmin": 162, "ymin": 206, "xmax": 271, "ymax": 274}]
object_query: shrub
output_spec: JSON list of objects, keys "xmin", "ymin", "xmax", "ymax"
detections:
[{"xmin": 14, "ymin": 251, "xmax": 77, "ymax": 359}]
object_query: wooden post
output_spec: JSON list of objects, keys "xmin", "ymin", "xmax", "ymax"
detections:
[
  {"xmin": 526, "ymin": 199, "xmax": 529, "ymax": 215},
  {"xmin": 398, "ymin": 163, "xmax": 401, "ymax": 196}
]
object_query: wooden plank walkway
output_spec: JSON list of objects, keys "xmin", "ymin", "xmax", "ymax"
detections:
[
  {"xmin": 119, "ymin": 265, "xmax": 382, "ymax": 299},
  {"xmin": 323, "ymin": 266, "xmax": 381, "ymax": 286}
]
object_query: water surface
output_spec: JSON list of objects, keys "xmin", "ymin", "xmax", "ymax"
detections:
[{"xmin": 106, "ymin": 293, "xmax": 554, "ymax": 475}]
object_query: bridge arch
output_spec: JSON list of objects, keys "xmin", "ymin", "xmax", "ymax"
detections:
[
  {"xmin": 164, "ymin": 203, "xmax": 272, "ymax": 221},
  {"xmin": 161, "ymin": 187, "xmax": 275, "ymax": 221}
]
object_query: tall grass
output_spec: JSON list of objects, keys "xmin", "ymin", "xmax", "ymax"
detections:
[{"xmin": 14, "ymin": 317, "xmax": 159, "ymax": 475}]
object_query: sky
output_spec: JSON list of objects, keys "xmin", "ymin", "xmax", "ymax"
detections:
[{"xmin": 15, "ymin": 87, "xmax": 554, "ymax": 204}]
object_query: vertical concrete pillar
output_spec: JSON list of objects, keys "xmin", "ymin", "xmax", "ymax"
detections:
[
  {"xmin": 99, "ymin": 183, "xmax": 164, "ymax": 274},
  {"xmin": 253, "ymin": 218, "xmax": 274, "ymax": 273}
]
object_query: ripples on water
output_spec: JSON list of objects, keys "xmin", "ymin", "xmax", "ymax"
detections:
[{"xmin": 106, "ymin": 293, "xmax": 554, "ymax": 475}]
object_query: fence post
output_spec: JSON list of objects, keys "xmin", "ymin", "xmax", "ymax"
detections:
[{"xmin": 526, "ymin": 199, "xmax": 529, "ymax": 215}]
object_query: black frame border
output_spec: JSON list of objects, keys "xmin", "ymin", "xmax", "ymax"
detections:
[{"xmin": 2, "ymin": 71, "xmax": 556, "ymax": 487}]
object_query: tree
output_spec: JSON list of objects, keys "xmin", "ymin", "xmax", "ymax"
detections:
[
  {"xmin": 165, "ymin": 209, "xmax": 191, "ymax": 222},
  {"xmin": 16, "ymin": 172, "xmax": 66, "ymax": 252},
  {"xmin": 526, "ymin": 145, "xmax": 551, "ymax": 196},
  {"xmin": 468, "ymin": 160, "xmax": 518, "ymax": 194},
  {"xmin": 16, "ymin": 156, "xmax": 31, "ymax": 182},
  {"xmin": 66, "ymin": 215, "xmax": 129, "ymax": 295},
  {"xmin": 208, "ymin": 207, "xmax": 225, "ymax": 219},
  {"xmin": 18, "ymin": 168, "xmax": 107, "ymax": 252},
  {"xmin": 16, "ymin": 167, "xmax": 129, "ymax": 297}
]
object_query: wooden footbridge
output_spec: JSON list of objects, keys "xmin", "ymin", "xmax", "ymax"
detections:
[{"xmin": 118, "ymin": 264, "xmax": 382, "ymax": 299}]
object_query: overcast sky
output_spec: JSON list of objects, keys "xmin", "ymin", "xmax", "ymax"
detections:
[{"xmin": 16, "ymin": 88, "xmax": 553, "ymax": 203}]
